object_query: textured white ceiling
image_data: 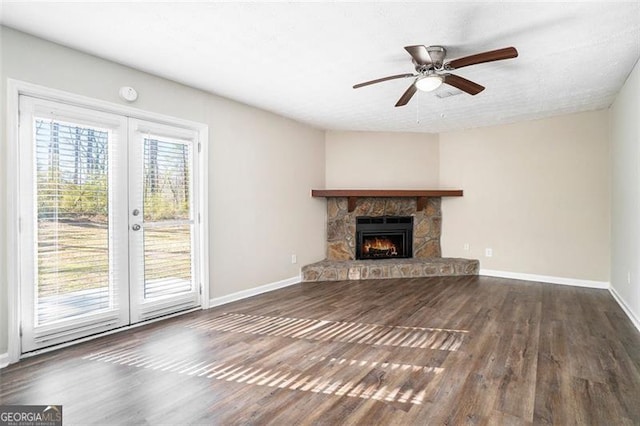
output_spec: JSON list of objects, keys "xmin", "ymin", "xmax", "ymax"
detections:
[{"xmin": 2, "ymin": 2, "xmax": 639, "ymax": 133}]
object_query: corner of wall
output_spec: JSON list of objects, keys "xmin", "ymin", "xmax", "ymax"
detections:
[{"xmin": 609, "ymin": 56, "xmax": 640, "ymax": 334}]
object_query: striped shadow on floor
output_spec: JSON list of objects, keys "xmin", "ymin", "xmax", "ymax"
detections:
[
  {"xmin": 185, "ymin": 312, "xmax": 468, "ymax": 351},
  {"xmin": 83, "ymin": 347, "xmax": 443, "ymax": 406}
]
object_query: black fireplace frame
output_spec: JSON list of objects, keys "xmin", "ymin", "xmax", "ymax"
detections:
[{"xmin": 355, "ymin": 216, "xmax": 413, "ymax": 260}]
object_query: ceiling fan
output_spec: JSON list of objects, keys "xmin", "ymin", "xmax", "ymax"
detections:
[{"xmin": 353, "ymin": 45, "xmax": 518, "ymax": 107}]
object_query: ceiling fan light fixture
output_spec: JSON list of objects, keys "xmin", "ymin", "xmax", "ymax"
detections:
[{"xmin": 415, "ymin": 75, "xmax": 443, "ymax": 92}]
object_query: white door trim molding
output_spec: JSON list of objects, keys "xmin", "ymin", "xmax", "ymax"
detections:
[
  {"xmin": 5, "ymin": 79, "xmax": 209, "ymax": 364},
  {"xmin": 0, "ymin": 353, "xmax": 9, "ymax": 369},
  {"xmin": 6, "ymin": 80, "xmax": 21, "ymax": 364}
]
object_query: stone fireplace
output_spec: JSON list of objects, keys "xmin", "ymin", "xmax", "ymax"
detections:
[
  {"xmin": 302, "ymin": 189, "xmax": 479, "ymax": 282},
  {"xmin": 326, "ymin": 197, "xmax": 441, "ymax": 261}
]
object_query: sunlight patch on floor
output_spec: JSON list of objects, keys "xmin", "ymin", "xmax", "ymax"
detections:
[
  {"xmin": 83, "ymin": 347, "xmax": 443, "ymax": 406},
  {"xmin": 186, "ymin": 313, "xmax": 467, "ymax": 351}
]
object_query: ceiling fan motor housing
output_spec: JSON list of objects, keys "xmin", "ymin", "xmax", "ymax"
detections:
[
  {"xmin": 412, "ymin": 46, "xmax": 446, "ymax": 73},
  {"xmin": 426, "ymin": 46, "xmax": 446, "ymax": 70}
]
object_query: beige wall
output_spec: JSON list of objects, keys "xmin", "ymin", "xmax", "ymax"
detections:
[
  {"xmin": 324, "ymin": 117, "xmax": 611, "ymax": 283},
  {"xmin": 0, "ymin": 27, "xmax": 326, "ymax": 353},
  {"xmin": 325, "ymin": 131, "xmax": 439, "ymax": 188},
  {"xmin": 610, "ymin": 59, "xmax": 640, "ymax": 323},
  {"xmin": 439, "ymin": 111, "xmax": 610, "ymax": 282},
  {"xmin": 209, "ymin": 99, "xmax": 326, "ymax": 292}
]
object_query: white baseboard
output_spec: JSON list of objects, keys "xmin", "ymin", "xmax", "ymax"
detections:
[
  {"xmin": 209, "ymin": 275, "xmax": 301, "ymax": 308},
  {"xmin": 479, "ymin": 269, "xmax": 609, "ymax": 289},
  {"xmin": 609, "ymin": 286, "xmax": 640, "ymax": 333},
  {"xmin": 0, "ymin": 353, "xmax": 9, "ymax": 369}
]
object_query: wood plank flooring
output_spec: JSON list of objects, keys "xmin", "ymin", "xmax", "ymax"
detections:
[{"xmin": 1, "ymin": 276, "xmax": 639, "ymax": 425}]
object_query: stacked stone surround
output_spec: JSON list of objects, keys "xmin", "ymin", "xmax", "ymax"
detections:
[
  {"xmin": 302, "ymin": 196, "xmax": 479, "ymax": 282},
  {"xmin": 326, "ymin": 197, "xmax": 441, "ymax": 260}
]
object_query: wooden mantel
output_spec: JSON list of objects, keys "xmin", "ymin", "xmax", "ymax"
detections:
[{"xmin": 311, "ymin": 189, "xmax": 463, "ymax": 212}]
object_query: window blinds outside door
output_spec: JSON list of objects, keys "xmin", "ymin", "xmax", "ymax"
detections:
[{"xmin": 19, "ymin": 96, "xmax": 202, "ymax": 353}]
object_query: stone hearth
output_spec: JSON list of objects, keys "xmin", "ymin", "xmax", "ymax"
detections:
[{"xmin": 302, "ymin": 258, "xmax": 479, "ymax": 282}]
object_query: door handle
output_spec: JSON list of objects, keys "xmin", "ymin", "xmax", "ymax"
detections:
[{"xmin": 132, "ymin": 224, "xmax": 141, "ymax": 231}]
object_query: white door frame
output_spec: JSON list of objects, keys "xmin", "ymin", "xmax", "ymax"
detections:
[{"xmin": 5, "ymin": 79, "xmax": 210, "ymax": 364}]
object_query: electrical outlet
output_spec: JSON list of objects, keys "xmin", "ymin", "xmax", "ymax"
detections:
[
  {"xmin": 291, "ymin": 254, "xmax": 297, "ymax": 264},
  {"xmin": 485, "ymin": 248, "xmax": 493, "ymax": 257},
  {"xmin": 463, "ymin": 243, "xmax": 470, "ymax": 251}
]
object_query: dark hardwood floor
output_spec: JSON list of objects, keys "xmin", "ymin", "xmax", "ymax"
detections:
[{"xmin": 1, "ymin": 276, "xmax": 639, "ymax": 425}]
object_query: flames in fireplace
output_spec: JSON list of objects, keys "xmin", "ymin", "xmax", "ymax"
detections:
[
  {"xmin": 363, "ymin": 237, "xmax": 398, "ymax": 257},
  {"xmin": 356, "ymin": 216, "xmax": 413, "ymax": 260}
]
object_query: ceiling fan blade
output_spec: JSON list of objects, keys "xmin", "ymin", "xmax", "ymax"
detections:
[
  {"xmin": 395, "ymin": 83, "xmax": 418, "ymax": 107},
  {"xmin": 447, "ymin": 47, "xmax": 518, "ymax": 70},
  {"xmin": 404, "ymin": 45, "xmax": 431, "ymax": 65},
  {"xmin": 444, "ymin": 74, "xmax": 485, "ymax": 95},
  {"xmin": 353, "ymin": 73, "xmax": 415, "ymax": 89}
]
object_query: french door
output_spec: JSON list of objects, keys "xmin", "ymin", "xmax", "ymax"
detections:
[{"xmin": 19, "ymin": 96, "xmax": 202, "ymax": 353}]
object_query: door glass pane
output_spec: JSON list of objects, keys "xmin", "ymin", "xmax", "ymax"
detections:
[
  {"xmin": 35, "ymin": 119, "xmax": 111, "ymax": 324},
  {"xmin": 144, "ymin": 225, "xmax": 192, "ymax": 298},
  {"xmin": 142, "ymin": 138, "xmax": 193, "ymax": 299}
]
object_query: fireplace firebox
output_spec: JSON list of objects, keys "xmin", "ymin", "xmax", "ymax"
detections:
[{"xmin": 355, "ymin": 216, "xmax": 413, "ymax": 260}]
